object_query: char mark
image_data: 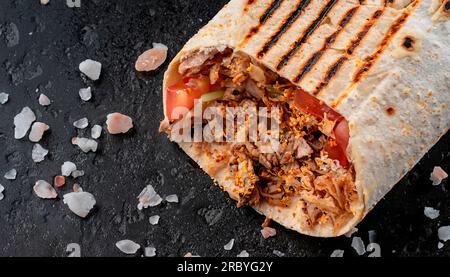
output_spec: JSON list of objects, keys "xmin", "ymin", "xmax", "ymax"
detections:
[
  {"xmin": 294, "ymin": 6, "xmax": 359, "ymax": 83},
  {"xmin": 244, "ymin": 0, "xmax": 257, "ymax": 12},
  {"xmin": 256, "ymin": 0, "xmax": 312, "ymax": 59},
  {"xmin": 275, "ymin": 0, "xmax": 339, "ymax": 70},
  {"xmin": 347, "ymin": 9, "xmax": 383, "ymax": 55},
  {"xmin": 313, "ymin": 57, "xmax": 348, "ymax": 95}
]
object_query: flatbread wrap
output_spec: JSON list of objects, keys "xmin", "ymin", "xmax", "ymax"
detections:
[{"xmin": 160, "ymin": 0, "xmax": 450, "ymax": 237}]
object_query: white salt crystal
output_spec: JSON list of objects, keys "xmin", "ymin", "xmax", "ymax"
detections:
[
  {"xmin": 40, "ymin": 0, "xmax": 49, "ymax": 5},
  {"xmin": 72, "ymin": 137, "xmax": 98, "ymax": 153},
  {"xmin": 438, "ymin": 226, "xmax": 450, "ymax": 242},
  {"xmin": 137, "ymin": 185, "xmax": 162, "ymax": 210},
  {"xmin": 115, "ymin": 240, "xmax": 140, "ymax": 254},
  {"xmin": 237, "ymin": 250, "xmax": 249, "ymax": 257},
  {"xmin": 79, "ymin": 87, "xmax": 92, "ymax": 101},
  {"xmin": 149, "ymin": 215, "xmax": 160, "ymax": 225},
  {"xmin": 63, "ymin": 191, "xmax": 96, "ymax": 218},
  {"xmin": 38, "ymin": 94, "xmax": 51, "ymax": 106},
  {"xmin": 29, "ymin": 122, "xmax": 49, "ymax": 142},
  {"xmin": 106, "ymin": 113, "xmax": 133, "ymax": 134},
  {"xmin": 79, "ymin": 59, "xmax": 102, "ymax": 81},
  {"xmin": 224, "ymin": 239, "xmax": 234, "ymax": 251},
  {"xmin": 91, "ymin": 125, "xmax": 102, "ymax": 139},
  {"xmin": 0, "ymin": 184, "xmax": 5, "ymax": 201},
  {"xmin": 71, "ymin": 170, "xmax": 85, "ymax": 178},
  {"xmin": 430, "ymin": 166, "xmax": 448, "ymax": 186},
  {"xmin": 424, "ymin": 207, "xmax": 440, "ymax": 220},
  {"xmin": 165, "ymin": 194, "xmax": 179, "ymax": 203},
  {"xmin": 273, "ymin": 250, "xmax": 285, "ymax": 257},
  {"xmin": 330, "ymin": 249, "xmax": 345, "ymax": 257},
  {"xmin": 0, "ymin": 92, "xmax": 9, "ymax": 104},
  {"xmin": 351, "ymin": 236, "xmax": 366, "ymax": 256},
  {"xmin": 73, "ymin": 118, "xmax": 89, "ymax": 129},
  {"xmin": 14, "ymin": 107, "xmax": 36, "ymax": 139},
  {"xmin": 438, "ymin": 242, "xmax": 444, "ymax": 249},
  {"xmin": 4, "ymin": 169, "xmax": 17, "ymax": 180},
  {"xmin": 144, "ymin": 247, "xmax": 156, "ymax": 257},
  {"xmin": 33, "ymin": 180, "xmax": 58, "ymax": 199},
  {"xmin": 261, "ymin": 227, "xmax": 277, "ymax": 239},
  {"xmin": 32, "ymin": 144, "xmax": 48, "ymax": 163},
  {"xmin": 61, "ymin": 161, "xmax": 77, "ymax": 176}
]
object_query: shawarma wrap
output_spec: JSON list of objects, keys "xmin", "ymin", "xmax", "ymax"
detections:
[{"xmin": 160, "ymin": 0, "xmax": 450, "ymax": 237}]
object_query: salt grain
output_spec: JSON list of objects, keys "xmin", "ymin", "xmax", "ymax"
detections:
[
  {"xmin": 0, "ymin": 184, "xmax": 5, "ymax": 201},
  {"xmin": 63, "ymin": 191, "xmax": 96, "ymax": 218},
  {"xmin": 438, "ymin": 226, "xmax": 450, "ymax": 242},
  {"xmin": 424, "ymin": 207, "xmax": 440, "ymax": 219},
  {"xmin": 79, "ymin": 59, "xmax": 102, "ymax": 81},
  {"xmin": 438, "ymin": 242, "xmax": 444, "ymax": 249},
  {"xmin": 106, "ymin": 113, "xmax": 133, "ymax": 134},
  {"xmin": 0, "ymin": 92, "xmax": 9, "ymax": 104},
  {"xmin": 224, "ymin": 239, "xmax": 234, "ymax": 251},
  {"xmin": 32, "ymin": 144, "xmax": 48, "ymax": 163},
  {"xmin": 137, "ymin": 185, "xmax": 162, "ymax": 210},
  {"xmin": 14, "ymin": 107, "xmax": 36, "ymax": 139},
  {"xmin": 144, "ymin": 247, "xmax": 157, "ymax": 257},
  {"xmin": 115, "ymin": 240, "xmax": 140, "ymax": 254},
  {"xmin": 261, "ymin": 227, "xmax": 277, "ymax": 239},
  {"xmin": 430, "ymin": 166, "xmax": 448, "ymax": 186},
  {"xmin": 72, "ymin": 137, "xmax": 98, "ymax": 153},
  {"xmin": 79, "ymin": 87, "xmax": 92, "ymax": 101},
  {"xmin": 330, "ymin": 249, "xmax": 345, "ymax": 257},
  {"xmin": 38, "ymin": 94, "xmax": 51, "ymax": 106},
  {"xmin": 165, "ymin": 194, "xmax": 179, "ymax": 203},
  {"xmin": 40, "ymin": 0, "xmax": 49, "ymax": 5},
  {"xmin": 237, "ymin": 250, "xmax": 249, "ymax": 257},
  {"xmin": 135, "ymin": 43, "xmax": 168, "ymax": 72},
  {"xmin": 73, "ymin": 118, "xmax": 89, "ymax": 129},
  {"xmin": 273, "ymin": 250, "xmax": 285, "ymax": 257},
  {"xmin": 33, "ymin": 180, "xmax": 58, "ymax": 199},
  {"xmin": 29, "ymin": 122, "xmax": 50, "ymax": 142},
  {"xmin": 54, "ymin": 175, "xmax": 65, "ymax": 188},
  {"xmin": 149, "ymin": 215, "xmax": 160, "ymax": 225},
  {"xmin": 4, "ymin": 169, "xmax": 17, "ymax": 180},
  {"xmin": 351, "ymin": 236, "xmax": 366, "ymax": 256},
  {"xmin": 61, "ymin": 161, "xmax": 77, "ymax": 176},
  {"xmin": 91, "ymin": 125, "xmax": 102, "ymax": 139},
  {"xmin": 71, "ymin": 170, "xmax": 85, "ymax": 179}
]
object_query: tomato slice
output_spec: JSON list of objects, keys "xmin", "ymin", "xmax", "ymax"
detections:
[
  {"xmin": 166, "ymin": 75, "xmax": 212, "ymax": 121},
  {"xmin": 293, "ymin": 88, "xmax": 342, "ymax": 122}
]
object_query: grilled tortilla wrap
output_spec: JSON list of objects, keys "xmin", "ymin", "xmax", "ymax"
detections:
[{"xmin": 160, "ymin": 0, "xmax": 450, "ymax": 237}]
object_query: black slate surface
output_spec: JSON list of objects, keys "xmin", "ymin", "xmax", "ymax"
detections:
[{"xmin": 0, "ymin": 0, "xmax": 449, "ymax": 257}]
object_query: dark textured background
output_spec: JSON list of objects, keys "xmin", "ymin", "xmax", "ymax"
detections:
[{"xmin": 0, "ymin": 0, "xmax": 448, "ymax": 257}]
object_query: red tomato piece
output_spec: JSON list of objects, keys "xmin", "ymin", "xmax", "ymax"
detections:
[{"xmin": 293, "ymin": 88, "xmax": 342, "ymax": 122}]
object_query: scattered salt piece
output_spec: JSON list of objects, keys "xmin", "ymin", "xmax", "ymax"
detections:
[
  {"xmin": 351, "ymin": 236, "xmax": 366, "ymax": 256},
  {"xmin": 438, "ymin": 242, "xmax": 444, "ymax": 249},
  {"xmin": 430, "ymin": 166, "xmax": 448, "ymax": 186},
  {"xmin": 0, "ymin": 184, "xmax": 5, "ymax": 201},
  {"xmin": 54, "ymin": 175, "xmax": 65, "ymax": 188},
  {"xmin": 0, "ymin": 92, "xmax": 9, "ymax": 104},
  {"xmin": 33, "ymin": 180, "xmax": 58, "ymax": 199},
  {"xmin": 14, "ymin": 107, "xmax": 36, "ymax": 139},
  {"xmin": 40, "ymin": 0, "xmax": 49, "ymax": 5},
  {"xmin": 38, "ymin": 94, "xmax": 51, "ymax": 106},
  {"xmin": 330, "ymin": 249, "xmax": 345, "ymax": 257},
  {"xmin": 115, "ymin": 240, "xmax": 140, "ymax": 254},
  {"xmin": 261, "ymin": 227, "xmax": 277, "ymax": 239},
  {"xmin": 438, "ymin": 226, "xmax": 450, "ymax": 242},
  {"xmin": 184, "ymin": 252, "xmax": 201, "ymax": 257},
  {"xmin": 61, "ymin": 161, "xmax": 77, "ymax": 176},
  {"xmin": 149, "ymin": 215, "xmax": 160, "ymax": 225},
  {"xmin": 144, "ymin": 247, "xmax": 156, "ymax": 257},
  {"xmin": 424, "ymin": 207, "xmax": 440, "ymax": 219},
  {"xmin": 4, "ymin": 169, "xmax": 17, "ymax": 180},
  {"xmin": 344, "ymin": 227, "xmax": 358, "ymax": 238},
  {"xmin": 273, "ymin": 250, "xmax": 285, "ymax": 257},
  {"xmin": 137, "ymin": 185, "xmax": 162, "ymax": 210},
  {"xmin": 91, "ymin": 125, "xmax": 102, "ymax": 139},
  {"xmin": 106, "ymin": 113, "xmax": 133, "ymax": 134},
  {"xmin": 79, "ymin": 59, "xmax": 102, "ymax": 81},
  {"xmin": 224, "ymin": 239, "xmax": 235, "ymax": 251},
  {"xmin": 73, "ymin": 118, "xmax": 89, "ymax": 129},
  {"xmin": 72, "ymin": 137, "xmax": 98, "ymax": 153},
  {"xmin": 135, "ymin": 43, "xmax": 168, "ymax": 72},
  {"xmin": 32, "ymin": 144, "xmax": 48, "ymax": 163},
  {"xmin": 237, "ymin": 250, "xmax": 249, "ymax": 257},
  {"xmin": 78, "ymin": 87, "xmax": 92, "ymax": 101},
  {"xmin": 73, "ymin": 184, "xmax": 83, "ymax": 192},
  {"xmin": 63, "ymin": 191, "xmax": 96, "ymax": 218},
  {"xmin": 71, "ymin": 170, "xmax": 85, "ymax": 179},
  {"xmin": 29, "ymin": 122, "xmax": 50, "ymax": 142},
  {"xmin": 165, "ymin": 194, "xmax": 179, "ymax": 203}
]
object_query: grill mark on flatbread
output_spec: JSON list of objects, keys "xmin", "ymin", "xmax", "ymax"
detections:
[
  {"xmin": 275, "ymin": 0, "xmax": 340, "ymax": 70},
  {"xmin": 293, "ymin": 6, "xmax": 360, "ymax": 83},
  {"xmin": 312, "ymin": 9, "xmax": 384, "ymax": 96},
  {"xmin": 332, "ymin": 6, "xmax": 417, "ymax": 107},
  {"xmin": 255, "ymin": 0, "xmax": 312, "ymax": 59},
  {"xmin": 240, "ymin": 0, "xmax": 284, "ymax": 47},
  {"xmin": 244, "ymin": 0, "xmax": 256, "ymax": 12}
]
